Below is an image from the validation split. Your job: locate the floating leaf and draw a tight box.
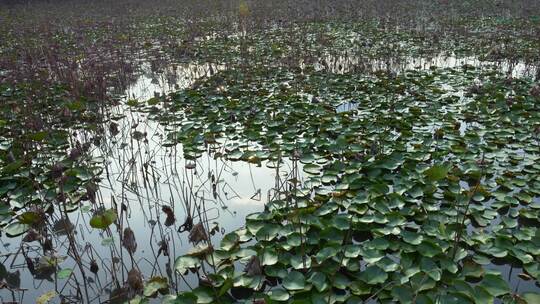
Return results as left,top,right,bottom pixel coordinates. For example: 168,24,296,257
220,232,239,251
101,237,115,247
4,221,29,237
36,291,57,304
308,272,328,292
255,223,280,241
147,97,160,105
89,209,117,229
522,293,540,304
268,288,290,301
303,164,322,175
261,248,278,266
192,286,214,304
481,273,510,297
360,265,388,285
391,286,413,303
143,276,168,297
282,271,305,290
175,256,200,274
315,246,339,263
57,268,73,279
401,230,423,245
424,164,449,181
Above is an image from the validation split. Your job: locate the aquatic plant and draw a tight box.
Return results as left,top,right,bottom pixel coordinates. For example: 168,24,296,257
1,1,540,302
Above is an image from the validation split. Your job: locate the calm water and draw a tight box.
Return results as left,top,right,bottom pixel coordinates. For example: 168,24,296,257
0,61,299,303
0,55,538,303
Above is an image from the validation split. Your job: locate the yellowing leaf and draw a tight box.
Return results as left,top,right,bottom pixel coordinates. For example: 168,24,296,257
37,291,57,304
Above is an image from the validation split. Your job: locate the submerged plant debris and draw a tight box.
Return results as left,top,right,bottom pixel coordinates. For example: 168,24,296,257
0,0,540,303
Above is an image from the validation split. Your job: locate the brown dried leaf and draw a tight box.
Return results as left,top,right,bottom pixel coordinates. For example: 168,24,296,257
109,122,119,136
162,206,175,227
22,229,42,243
127,268,143,291
158,240,169,257
244,256,262,276
188,223,208,245
177,216,193,233
90,260,99,274
122,228,137,254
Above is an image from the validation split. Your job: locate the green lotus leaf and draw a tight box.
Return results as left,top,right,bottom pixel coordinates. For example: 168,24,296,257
424,164,449,182
283,271,306,291
143,276,168,297
480,272,510,297
174,256,200,274
89,209,117,229
359,265,388,285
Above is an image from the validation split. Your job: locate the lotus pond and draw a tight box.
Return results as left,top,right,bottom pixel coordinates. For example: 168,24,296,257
1,2,540,303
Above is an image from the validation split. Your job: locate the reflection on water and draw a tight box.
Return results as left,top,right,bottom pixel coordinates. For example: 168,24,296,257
0,61,301,303
306,53,539,78
336,101,359,113
125,61,224,101
1,55,538,302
